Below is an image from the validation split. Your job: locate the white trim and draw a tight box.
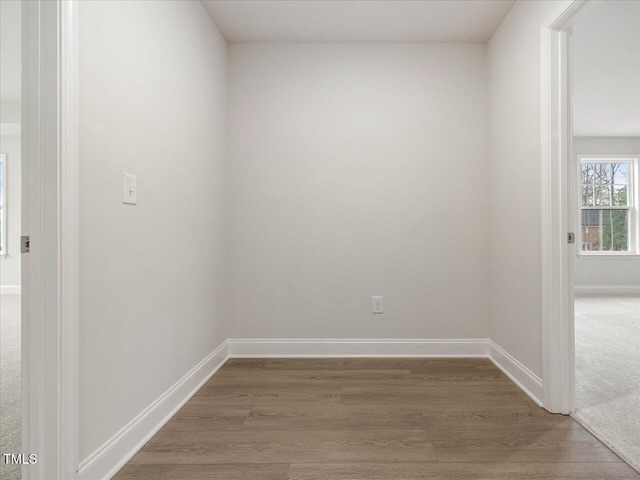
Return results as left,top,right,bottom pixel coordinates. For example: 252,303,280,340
78,341,229,480
21,2,80,477
579,252,639,256
68,337,546,480
576,154,640,159
1,285,21,295
22,1,64,478
0,153,6,257
60,1,80,477
227,338,490,358
229,339,544,408
576,254,640,259
488,341,543,407
574,285,640,295
540,0,590,415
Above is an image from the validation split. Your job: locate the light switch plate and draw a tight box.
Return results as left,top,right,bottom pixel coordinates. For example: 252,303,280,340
122,173,137,205
372,296,383,314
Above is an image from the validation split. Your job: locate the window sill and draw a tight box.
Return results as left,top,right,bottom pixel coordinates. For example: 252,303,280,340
577,253,640,259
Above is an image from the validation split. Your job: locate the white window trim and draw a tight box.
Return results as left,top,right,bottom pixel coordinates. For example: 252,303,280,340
0,153,6,257
576,154,640,256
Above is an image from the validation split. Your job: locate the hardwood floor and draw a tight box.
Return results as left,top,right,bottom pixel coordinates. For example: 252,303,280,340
113,358,639,479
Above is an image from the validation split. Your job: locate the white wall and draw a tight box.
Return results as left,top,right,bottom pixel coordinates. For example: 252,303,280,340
0,0,22,289
0,0,21,101
78,0,228,461
573,136,640,290
0,102,20,123
0,132,21,287
228,43,490,340
487,0,562,379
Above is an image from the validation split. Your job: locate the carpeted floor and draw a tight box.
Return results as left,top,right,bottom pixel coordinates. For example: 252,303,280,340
1,294,21,480
574,294,640,473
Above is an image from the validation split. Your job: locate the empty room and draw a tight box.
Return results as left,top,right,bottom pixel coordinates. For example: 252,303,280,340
0,0,639,479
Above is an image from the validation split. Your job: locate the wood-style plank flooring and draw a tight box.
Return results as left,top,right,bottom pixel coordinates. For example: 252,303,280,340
113,358,639,479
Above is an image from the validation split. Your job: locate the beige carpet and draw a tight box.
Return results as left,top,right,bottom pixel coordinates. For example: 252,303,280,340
1,294,21,480
574,294,640,473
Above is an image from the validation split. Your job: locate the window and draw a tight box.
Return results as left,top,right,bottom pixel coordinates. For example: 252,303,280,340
579,157,638,254
0,154,5,256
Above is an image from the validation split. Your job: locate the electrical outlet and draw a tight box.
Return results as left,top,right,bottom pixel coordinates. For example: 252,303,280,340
372,296,383,314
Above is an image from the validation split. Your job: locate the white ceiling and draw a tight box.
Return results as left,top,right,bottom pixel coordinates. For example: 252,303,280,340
0,0,21,101
573,0,640,137
201,0,515,43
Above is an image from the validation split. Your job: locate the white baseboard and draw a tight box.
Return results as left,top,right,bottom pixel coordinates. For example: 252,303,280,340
488,340,543,406
79,337,545,480
78,340,229,480
1,285,21,295
227,338,541,405
574,285,640,295
227,338,490,358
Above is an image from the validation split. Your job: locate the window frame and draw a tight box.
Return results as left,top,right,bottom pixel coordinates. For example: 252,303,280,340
576,154,639,256
0,153,6,257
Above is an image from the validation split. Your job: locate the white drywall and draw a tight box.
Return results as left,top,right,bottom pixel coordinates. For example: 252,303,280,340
0,102,20,123
0,132,21,287
228,43,490,340
487,0,563,379
0,0,22,288
0,0,21,101
77,0,228,461
573,137,640,289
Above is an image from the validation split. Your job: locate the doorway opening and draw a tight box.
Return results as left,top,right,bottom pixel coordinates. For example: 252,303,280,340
0,1,23,479
542,0,639,473
570,0,640,471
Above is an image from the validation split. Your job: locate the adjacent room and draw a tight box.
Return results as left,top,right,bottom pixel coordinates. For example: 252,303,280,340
572,0,640,472
2,1,639,479
0,1,22,480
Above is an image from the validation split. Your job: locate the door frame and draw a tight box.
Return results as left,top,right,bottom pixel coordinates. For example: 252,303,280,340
21,1,79,478
540,0,597,415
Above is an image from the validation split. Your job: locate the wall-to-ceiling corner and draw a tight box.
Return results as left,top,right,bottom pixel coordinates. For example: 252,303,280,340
76,1,229,478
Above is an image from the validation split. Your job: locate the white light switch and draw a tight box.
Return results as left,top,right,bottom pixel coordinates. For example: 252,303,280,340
122,173,137,205
372,296,383,314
